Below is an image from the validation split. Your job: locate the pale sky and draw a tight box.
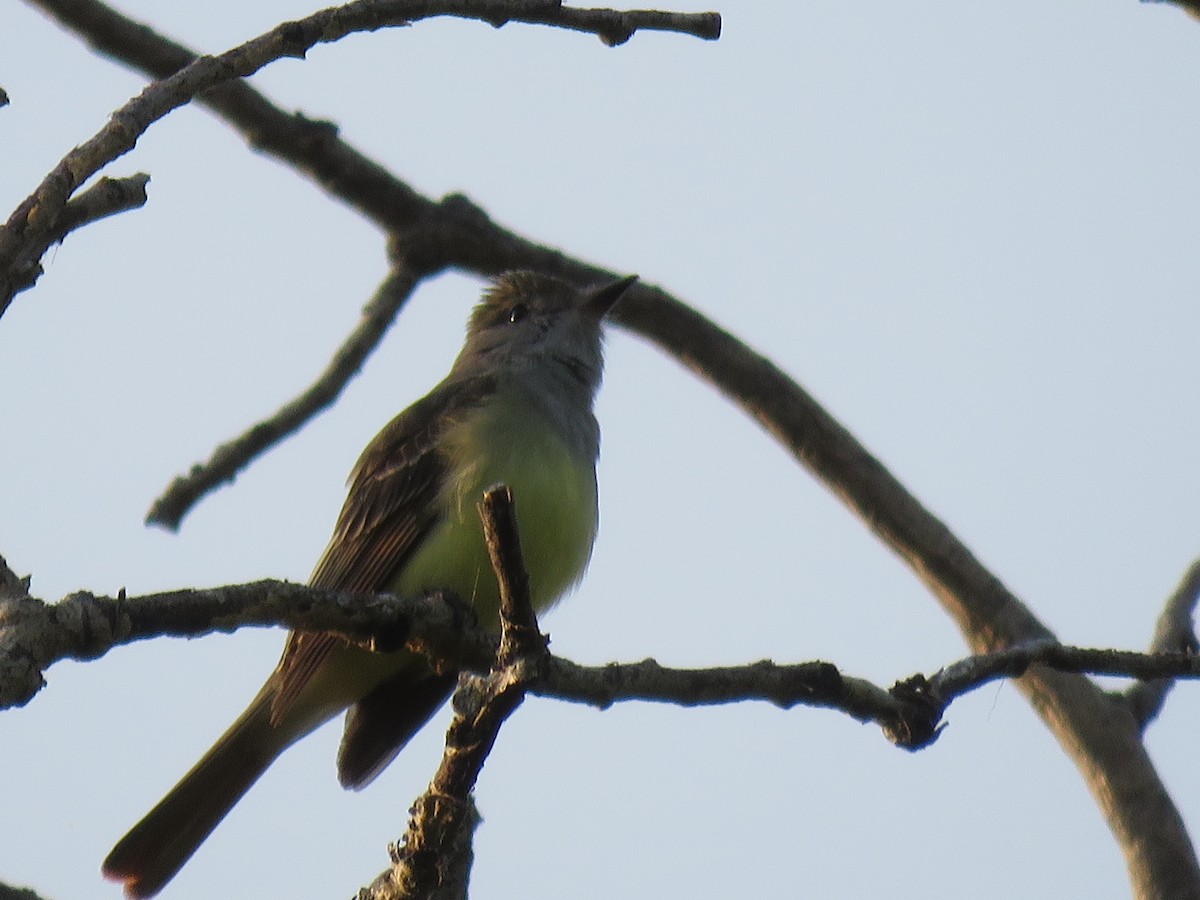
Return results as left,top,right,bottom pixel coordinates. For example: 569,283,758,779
3,2,1200,898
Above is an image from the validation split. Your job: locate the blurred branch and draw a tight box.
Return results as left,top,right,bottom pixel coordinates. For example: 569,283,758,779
55,173,149,235
1,0,719,315
0,882,49,900
1125,557,1200,729
145,263,421,530
1141,0,1200,21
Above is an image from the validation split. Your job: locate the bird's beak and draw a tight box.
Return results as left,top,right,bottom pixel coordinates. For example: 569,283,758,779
584,274,638,319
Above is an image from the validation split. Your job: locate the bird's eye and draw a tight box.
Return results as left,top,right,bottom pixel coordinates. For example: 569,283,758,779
508,304,528,324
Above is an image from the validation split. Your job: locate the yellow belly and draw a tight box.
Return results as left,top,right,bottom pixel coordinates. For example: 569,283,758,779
391,399,599,629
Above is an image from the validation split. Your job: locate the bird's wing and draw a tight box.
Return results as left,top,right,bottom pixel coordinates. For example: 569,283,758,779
271,376,491,721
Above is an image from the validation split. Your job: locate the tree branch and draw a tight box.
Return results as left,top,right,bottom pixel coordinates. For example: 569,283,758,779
6,563,1200,748
536,645,1200,751
480,485,544,661
0,572,491,710
145,261,422,530
0,173,149,299
363,484,544,899
7,547,1200,897
1,0,719,315
1125,556,1200,729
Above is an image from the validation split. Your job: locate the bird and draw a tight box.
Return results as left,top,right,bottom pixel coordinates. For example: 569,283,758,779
102,269,636,898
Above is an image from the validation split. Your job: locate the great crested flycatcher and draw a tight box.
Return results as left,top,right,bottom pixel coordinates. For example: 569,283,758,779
103,270,637,898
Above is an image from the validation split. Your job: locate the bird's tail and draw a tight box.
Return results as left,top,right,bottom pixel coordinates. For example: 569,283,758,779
102,685,286,899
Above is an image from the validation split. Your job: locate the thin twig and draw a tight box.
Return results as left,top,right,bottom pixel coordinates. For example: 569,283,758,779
1126,557,1200,729
145,264,421,530
535,6,719,45
54,173,150,238
1,173,149,299
479,485,543,661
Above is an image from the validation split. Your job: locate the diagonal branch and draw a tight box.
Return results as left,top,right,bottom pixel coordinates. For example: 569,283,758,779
145,262,422,530
611,292,1200,898
1125,556,1200,729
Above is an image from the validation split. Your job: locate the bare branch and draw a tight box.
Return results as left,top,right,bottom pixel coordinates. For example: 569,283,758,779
364,663,519,899
0,576,491,710
54,173,150,238
0,173,149,299
364,485,546,899
532,6,720,45
7,560,1200,747
145,263,421,530
2,0,719,315
543,654,915,728
479,484,544,662
537,645,1200,750
929,641,1200,699
1148,558,1200,654
1126,557,1200,729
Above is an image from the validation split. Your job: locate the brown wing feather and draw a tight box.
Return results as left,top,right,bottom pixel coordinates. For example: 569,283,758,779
271,378,490,721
